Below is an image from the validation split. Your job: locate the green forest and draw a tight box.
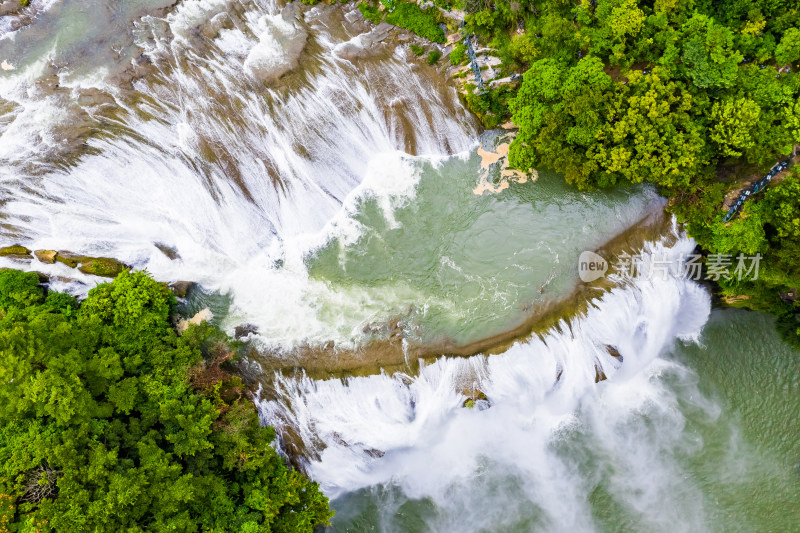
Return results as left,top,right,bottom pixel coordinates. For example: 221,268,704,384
0,270,331,532
454,0,800,344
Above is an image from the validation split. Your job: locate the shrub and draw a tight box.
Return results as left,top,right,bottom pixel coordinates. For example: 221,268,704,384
0,270,43,310
427,49,442,64
44,291,79,315
386,1,446,43
410,43,425,56
358,2,383,24
449,43,467,64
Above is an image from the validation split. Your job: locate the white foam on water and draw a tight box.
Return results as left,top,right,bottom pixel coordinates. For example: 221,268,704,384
258,234,719,531
163,0,235,41
243,14,307,83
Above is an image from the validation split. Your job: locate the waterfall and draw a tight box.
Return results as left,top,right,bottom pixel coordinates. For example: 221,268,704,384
0,0,479,343
258,234,716,530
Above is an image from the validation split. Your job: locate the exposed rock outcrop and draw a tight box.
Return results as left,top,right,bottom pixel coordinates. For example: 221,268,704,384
3,245,129,279
234,323,259,339
77,258,127,278
334,23,394,61
155,243,181,260
34,249,57,264
0,244,32,259
177,308,213,334
51,251,128,278
169,281,196,298
244,13,308,84
54,251,94,268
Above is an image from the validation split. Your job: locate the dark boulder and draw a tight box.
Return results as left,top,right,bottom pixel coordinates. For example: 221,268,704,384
169,281,196,299
234,323,259,339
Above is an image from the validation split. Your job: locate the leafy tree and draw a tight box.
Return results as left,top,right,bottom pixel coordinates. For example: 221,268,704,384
680,14,743,89
762,173,800,240
476,0,800,343
775,27,800,65
784,96,800,147
508,58,568,172
386,2,446,43
509,31,540,64
709,205,767,255
710,97,761,157
468,9,497,31
449,43,467,64
0,270,42,309
591,70,707,188
605,0,646,42
358,2,383,24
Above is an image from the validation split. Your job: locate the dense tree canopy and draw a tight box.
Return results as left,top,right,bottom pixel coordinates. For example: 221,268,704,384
0,270,331,532
504,2,800,189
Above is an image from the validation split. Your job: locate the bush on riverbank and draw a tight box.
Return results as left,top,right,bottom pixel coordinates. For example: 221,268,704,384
700,172,800,346
358,2,382,24
0,270,332,532
449,42,467,65
463,83,514,129
386,1,446,43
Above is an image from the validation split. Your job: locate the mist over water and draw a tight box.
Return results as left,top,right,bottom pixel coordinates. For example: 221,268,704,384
260,237,709,509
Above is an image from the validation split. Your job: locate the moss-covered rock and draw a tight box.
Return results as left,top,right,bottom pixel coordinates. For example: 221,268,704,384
77,257,128,278
54,251,93,268
0,244,31,258
34,249,57,264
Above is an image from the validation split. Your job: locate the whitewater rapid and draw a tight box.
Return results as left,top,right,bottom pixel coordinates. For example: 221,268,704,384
258,233,717,531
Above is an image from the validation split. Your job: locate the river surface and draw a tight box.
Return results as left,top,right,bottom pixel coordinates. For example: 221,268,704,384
1,0,798,531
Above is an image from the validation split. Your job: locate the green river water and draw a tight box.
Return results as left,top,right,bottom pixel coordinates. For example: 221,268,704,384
302,130,660,348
